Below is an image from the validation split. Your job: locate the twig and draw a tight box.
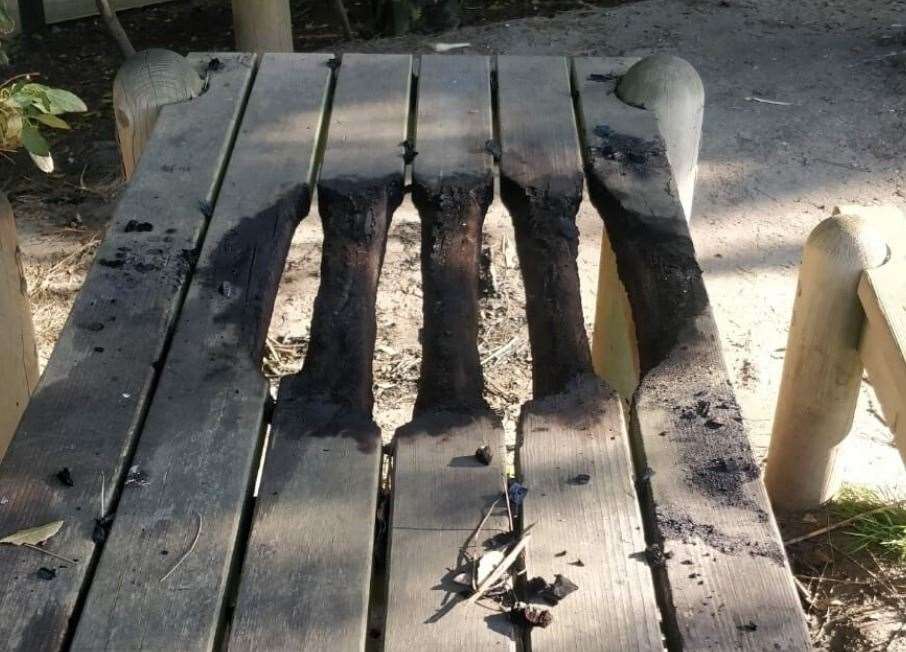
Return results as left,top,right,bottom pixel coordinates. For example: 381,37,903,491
793,576,814,608
23,543,78,565
160,512,202,582
466,534,532,605
99,471,105,519
502,479,514,533
745,96,793,106
330,0,355,40
784,502,904,545
462,496,501,554
480,336,522,366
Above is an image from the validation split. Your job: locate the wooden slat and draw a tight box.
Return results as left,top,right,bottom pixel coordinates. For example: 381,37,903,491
575,57,811,650
386,415,513,649
497,55,662,650
412,54,493,413
520,378,664,651
384,55,515,650
229,53,411,651
70,53,332,651
497,56,591,397
859,263,906,462
0,53,253,652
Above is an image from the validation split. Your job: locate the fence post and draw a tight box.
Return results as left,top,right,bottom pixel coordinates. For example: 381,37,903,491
0,194,38,459
113,49,205,179
765,212,889,510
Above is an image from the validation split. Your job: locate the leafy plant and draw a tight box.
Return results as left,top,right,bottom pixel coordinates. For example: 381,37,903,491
0,2,87,172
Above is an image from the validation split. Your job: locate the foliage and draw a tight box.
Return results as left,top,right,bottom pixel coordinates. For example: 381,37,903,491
831,485,906,562
0,2,87,172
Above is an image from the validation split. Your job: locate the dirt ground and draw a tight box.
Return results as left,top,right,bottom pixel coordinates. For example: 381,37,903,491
3,0,905,648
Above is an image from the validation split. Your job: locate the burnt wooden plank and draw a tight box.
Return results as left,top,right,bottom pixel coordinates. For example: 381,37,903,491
0,53,254,652
497,55,662,651
497,56,591,398
574,57,811,650
412,54,493,414
229,53,412,651
384,54,515,650
519,377,664,651
70,53,332,651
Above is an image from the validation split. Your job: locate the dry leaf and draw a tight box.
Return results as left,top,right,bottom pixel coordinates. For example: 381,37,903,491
0,520,64,546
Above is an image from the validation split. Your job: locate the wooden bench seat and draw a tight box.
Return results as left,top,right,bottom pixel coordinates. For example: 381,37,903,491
0,52,810,651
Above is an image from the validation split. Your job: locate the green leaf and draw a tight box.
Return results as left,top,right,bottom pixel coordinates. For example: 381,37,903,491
0,521,64,546
33,113,70,130
43,88,87,114
10,84,49,110
20,124,50,156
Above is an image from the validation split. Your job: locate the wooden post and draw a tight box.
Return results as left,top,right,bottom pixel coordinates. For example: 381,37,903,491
616,54,704,220
0,194,38,460
231,0,293,54
592,55,703,397
113,49,205,179
765,213,889,511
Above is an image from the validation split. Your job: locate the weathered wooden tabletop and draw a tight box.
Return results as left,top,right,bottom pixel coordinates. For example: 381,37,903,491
0,52,811,651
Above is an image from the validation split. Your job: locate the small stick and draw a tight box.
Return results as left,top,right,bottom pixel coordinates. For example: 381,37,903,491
462,496,501,554
99,471,105,519
330,0,354,40
784,502,903,545
502,480,514,533
160,512,202,583
745,96,792,106
466,534,532,605
23,543,78,565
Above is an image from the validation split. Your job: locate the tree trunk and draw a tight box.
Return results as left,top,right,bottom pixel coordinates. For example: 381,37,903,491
0,194,38,460
232,0,294,53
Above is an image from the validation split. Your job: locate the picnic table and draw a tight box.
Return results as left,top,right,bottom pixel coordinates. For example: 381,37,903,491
0,52,811,650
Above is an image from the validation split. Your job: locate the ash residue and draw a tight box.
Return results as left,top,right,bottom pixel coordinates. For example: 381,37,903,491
657,512,784,564
591,124,664,168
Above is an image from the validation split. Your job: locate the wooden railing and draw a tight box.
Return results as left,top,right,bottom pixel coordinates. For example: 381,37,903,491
765,205,906,511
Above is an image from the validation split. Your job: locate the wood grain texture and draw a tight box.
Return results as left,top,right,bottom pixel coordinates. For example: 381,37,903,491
765,214,888,510
231,0,293,53
0,194,38,460
114,49,205,179
497,56,591,398
70,54,331,651
0,53,253,652
229,53,413,651
412,54,493,414
519,376,663,651
574,57,810,650
859,263,906,462
385,55,512,649
385,413,515,651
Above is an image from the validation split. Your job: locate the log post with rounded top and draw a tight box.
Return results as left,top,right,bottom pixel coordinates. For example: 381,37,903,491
765,212,889,511
113,49,205,180
0,194,38,460
591,55,704,397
